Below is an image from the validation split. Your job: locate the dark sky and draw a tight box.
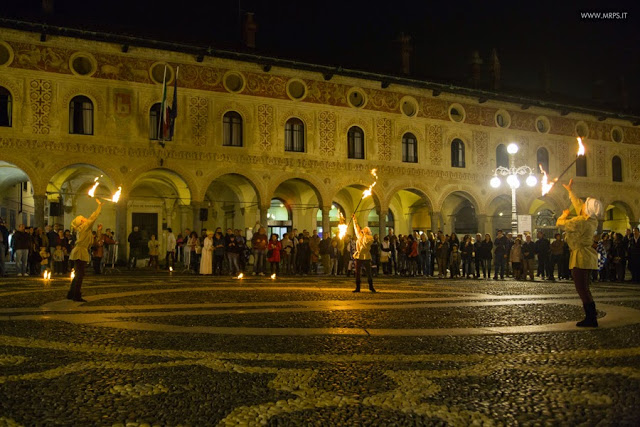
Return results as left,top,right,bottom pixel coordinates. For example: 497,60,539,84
3,0,640,114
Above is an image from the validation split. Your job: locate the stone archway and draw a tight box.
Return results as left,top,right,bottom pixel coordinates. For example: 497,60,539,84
387,188,434,235
47,163,117,231
204,173,262,233
271,178,323,234
0,161,34,229
441,191,479,235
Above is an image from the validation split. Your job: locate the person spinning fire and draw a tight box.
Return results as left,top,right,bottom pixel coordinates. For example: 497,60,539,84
556,179,603,327
67,198,102,302
351,214,377,293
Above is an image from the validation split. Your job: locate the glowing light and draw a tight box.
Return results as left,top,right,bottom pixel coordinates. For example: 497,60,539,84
43,270,51,281
490,176,501,188
507,143,519,154
539,164,554,196
169,266,173,272
271,273,276,279
526,175,538,187
506,174,520,189
111,186,122,203
70,269,75,280
577,137,585,156
237,273,244,279
361,169,378,200
338,212,348,239
87,176,100,197
499,212,504,217
279,203,284,208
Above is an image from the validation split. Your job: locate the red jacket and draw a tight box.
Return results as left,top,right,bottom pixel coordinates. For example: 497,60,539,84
268,241,282,263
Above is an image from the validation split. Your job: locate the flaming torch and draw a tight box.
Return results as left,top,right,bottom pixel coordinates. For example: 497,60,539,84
554,137,586,184
347,169,378,228
539,137,586,196
87,177,101,198
111,186,122,203
338,212,348,240
540,164,554,196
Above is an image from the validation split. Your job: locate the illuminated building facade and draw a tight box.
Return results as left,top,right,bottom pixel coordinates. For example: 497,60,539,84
1,24,639,259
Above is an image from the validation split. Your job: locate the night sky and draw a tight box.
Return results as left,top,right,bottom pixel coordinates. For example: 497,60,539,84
2,0,640,114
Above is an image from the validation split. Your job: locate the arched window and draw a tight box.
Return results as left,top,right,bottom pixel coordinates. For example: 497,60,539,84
69,95,93,135
451,138,465,168
223,111,243,147
0,86,12,127
402,133,418,163
285,118,305,152
537,147,549,174
576,155,587,177
347,126,365,159
496,144,509,168
612,156,623,182
149,103,162,140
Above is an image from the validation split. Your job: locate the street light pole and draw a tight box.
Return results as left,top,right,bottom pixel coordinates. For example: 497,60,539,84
489,143,538,236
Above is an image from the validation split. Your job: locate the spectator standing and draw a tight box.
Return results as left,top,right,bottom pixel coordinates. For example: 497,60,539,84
611,232,626,282
267,234,282,275
629,227,640,283
148,235,160,270
522,235,536,281
436,233,449,278
535,231,551,279
11,224,31,276
251,227,268,276
165,228,177,269
478,234,493,279
419,233,431,277
127,226,143,269
494,230,509,280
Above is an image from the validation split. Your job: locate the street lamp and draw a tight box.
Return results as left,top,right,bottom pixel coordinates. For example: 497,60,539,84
489,143,538,235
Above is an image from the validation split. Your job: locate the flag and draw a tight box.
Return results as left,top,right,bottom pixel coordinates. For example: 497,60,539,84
169,66,179,139
158,65,168,141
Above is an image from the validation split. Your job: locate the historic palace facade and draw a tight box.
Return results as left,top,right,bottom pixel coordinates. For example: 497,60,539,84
1,23,639,258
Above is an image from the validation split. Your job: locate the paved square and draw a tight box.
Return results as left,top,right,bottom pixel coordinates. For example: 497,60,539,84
1,274,640,425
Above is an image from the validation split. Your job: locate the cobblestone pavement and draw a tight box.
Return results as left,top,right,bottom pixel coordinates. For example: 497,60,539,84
1,273,640,426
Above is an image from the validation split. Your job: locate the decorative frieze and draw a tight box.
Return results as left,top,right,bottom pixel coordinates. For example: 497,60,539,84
29,79,52,134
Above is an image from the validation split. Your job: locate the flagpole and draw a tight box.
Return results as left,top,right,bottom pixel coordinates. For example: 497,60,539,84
157,65,167,144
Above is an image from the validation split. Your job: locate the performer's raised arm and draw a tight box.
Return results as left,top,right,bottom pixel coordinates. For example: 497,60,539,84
352,214,361,239
82,199,102,231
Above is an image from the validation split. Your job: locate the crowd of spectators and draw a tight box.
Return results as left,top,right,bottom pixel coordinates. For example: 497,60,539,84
1,216,639,284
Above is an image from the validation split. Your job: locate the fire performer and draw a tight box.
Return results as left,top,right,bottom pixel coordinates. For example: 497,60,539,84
67,198,102,302
351,214,377,293
555,179,603,327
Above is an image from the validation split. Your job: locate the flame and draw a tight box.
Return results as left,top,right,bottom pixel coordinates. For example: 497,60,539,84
338,224,348,240
539,164,554,196
43,271,51,280
271,273,276,279
87,177,100,198
169,266,173,272
111,186,122,203
577,137,585,156
361,169,378,200
338,211,348,239
237,273,244,279
70,269,75,280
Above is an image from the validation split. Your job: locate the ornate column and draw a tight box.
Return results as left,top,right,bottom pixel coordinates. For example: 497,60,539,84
321,206,331,237
430,211,442,233
180,205,191,234
260,203,269,229
378,208,388,237
115,198,128,263
476,214,488,236
191,201,202,232
33,194,46,228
